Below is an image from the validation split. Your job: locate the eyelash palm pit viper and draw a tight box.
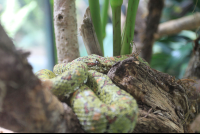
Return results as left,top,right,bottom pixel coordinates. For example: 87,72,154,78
35,54,139,133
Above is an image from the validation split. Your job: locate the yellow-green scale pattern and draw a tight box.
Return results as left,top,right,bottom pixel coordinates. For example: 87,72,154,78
73,54,134,73
71,70,138,133
35,54,139,133
36,61,88,97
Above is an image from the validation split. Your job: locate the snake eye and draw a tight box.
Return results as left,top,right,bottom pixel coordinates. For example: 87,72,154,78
95,59,100,65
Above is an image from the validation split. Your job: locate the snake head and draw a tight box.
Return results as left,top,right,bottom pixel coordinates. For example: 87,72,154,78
85,59,101,67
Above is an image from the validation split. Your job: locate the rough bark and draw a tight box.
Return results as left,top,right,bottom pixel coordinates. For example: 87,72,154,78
190,114,200,132
140,0,164,63
107,56,198,133
54,0,79,63
183,36,200,133
0,24,84,133
79,7,103,56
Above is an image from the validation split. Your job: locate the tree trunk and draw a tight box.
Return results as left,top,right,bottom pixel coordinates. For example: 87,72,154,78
0,24,84,133
54,0,79,63
140,0,164,63
184,36,200,79
107,56,196,133
183,36,200,133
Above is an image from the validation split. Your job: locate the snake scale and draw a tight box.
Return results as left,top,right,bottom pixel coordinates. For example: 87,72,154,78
35,54,138,133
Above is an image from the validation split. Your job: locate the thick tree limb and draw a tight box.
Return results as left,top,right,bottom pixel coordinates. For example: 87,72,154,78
107,57,197,133
155,12,200,40
0,24,84,133
54,0,79,63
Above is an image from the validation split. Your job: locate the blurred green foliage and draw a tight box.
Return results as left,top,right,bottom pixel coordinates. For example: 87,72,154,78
0,0,46,49
151,30,194,78
151,0,200,79
0,0,200,79
0,0,55,72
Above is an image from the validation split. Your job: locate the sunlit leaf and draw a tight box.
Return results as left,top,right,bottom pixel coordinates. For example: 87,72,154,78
178,30,197,40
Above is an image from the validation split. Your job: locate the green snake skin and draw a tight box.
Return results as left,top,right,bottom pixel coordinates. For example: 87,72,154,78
35,54,138,133
35,61,88,97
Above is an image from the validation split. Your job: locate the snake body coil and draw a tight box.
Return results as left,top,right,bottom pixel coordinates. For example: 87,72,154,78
35,54,138,133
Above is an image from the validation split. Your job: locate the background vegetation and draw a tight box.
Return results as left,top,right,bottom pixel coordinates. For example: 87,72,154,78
0,0,199,79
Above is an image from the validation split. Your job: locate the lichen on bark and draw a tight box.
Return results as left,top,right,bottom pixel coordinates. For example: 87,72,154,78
54,0,79,63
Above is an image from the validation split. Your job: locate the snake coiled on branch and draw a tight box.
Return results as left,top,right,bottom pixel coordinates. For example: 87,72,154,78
35,54,138,133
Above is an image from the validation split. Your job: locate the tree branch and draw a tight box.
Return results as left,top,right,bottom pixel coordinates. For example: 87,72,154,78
79,7,103,56
155,12,200,40
0,24,84,133
140,0,164,63
107,57,197,133
184,36,200,79
54,0,79,63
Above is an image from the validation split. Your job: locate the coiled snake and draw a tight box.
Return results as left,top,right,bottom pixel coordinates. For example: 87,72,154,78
35,54,138,133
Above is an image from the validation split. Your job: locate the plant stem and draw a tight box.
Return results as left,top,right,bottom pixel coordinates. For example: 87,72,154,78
110,0,123,56
121,0,139,55
50,0,57,64
101,0,109,39
89,0,104,56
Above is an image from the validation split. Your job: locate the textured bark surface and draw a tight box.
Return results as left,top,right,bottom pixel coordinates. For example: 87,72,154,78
183,36,200,133
184,36,200,132
0,24,84,133
107,56,197,133
140,0,164,63
79,7,103,56
54,0,79,63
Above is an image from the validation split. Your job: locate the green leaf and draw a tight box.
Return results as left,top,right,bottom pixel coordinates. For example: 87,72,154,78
150,53,172,72
1,0,37,37
178,30,197,40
